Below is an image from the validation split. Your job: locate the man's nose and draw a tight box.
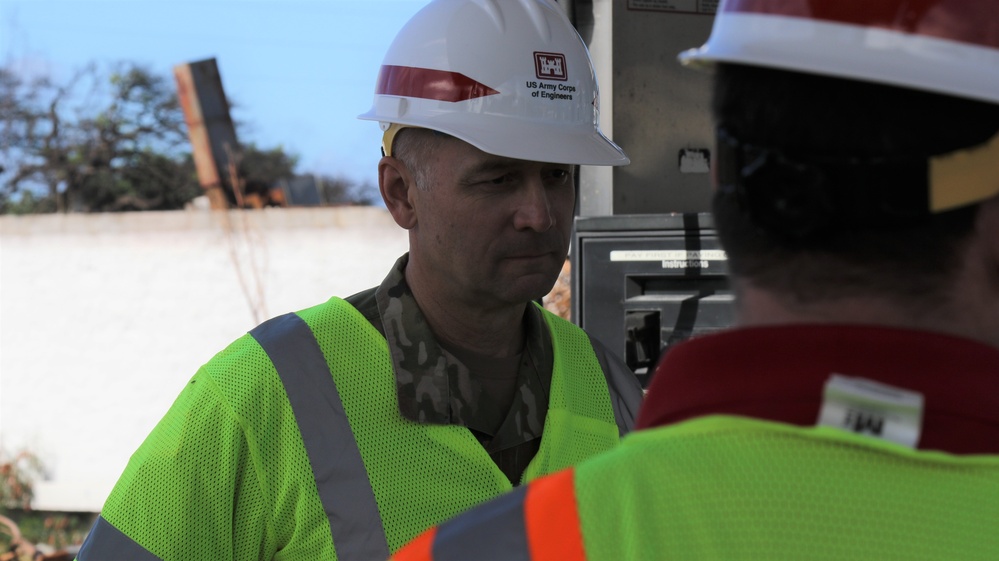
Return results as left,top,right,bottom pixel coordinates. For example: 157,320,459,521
513,177,555,232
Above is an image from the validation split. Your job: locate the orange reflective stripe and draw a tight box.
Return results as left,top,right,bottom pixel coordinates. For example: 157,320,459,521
391,526,437,561
525,468,586,561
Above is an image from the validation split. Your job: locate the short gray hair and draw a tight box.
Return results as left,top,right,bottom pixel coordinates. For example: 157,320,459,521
391,128,452,191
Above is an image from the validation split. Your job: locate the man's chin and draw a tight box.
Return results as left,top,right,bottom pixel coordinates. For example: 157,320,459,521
502,273,560,304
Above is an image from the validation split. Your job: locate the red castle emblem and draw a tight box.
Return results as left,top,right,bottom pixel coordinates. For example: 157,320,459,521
534,52,567,81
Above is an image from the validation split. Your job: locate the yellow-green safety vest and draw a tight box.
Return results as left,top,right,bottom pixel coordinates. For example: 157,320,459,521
79,297,627,561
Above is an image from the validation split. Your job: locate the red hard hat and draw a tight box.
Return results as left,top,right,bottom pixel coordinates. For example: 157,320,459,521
680,0,999,105
682,0,999,212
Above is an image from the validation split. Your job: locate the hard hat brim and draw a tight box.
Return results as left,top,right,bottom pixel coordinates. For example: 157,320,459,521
359,109,630,166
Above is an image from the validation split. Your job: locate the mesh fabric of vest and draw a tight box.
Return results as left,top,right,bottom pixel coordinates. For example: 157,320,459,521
101,335,334,560
99,298,622,560
302,300,622,552
302,299,510,552
576,415,999,560
522,309,620,481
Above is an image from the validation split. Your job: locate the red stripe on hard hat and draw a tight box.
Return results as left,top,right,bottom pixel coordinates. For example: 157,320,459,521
722,0,999,48
375,65,500,102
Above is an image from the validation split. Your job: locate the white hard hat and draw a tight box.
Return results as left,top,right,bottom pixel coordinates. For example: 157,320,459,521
358,0,629,166
679,0,999,105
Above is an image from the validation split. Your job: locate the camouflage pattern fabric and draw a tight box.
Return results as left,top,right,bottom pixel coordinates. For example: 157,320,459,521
345,254,553,482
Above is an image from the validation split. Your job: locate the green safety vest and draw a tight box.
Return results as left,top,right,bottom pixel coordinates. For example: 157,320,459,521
81,297,624,561
395,415,999,561
576,416,999,560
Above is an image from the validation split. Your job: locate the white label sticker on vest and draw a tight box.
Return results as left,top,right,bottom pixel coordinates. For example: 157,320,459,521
817,375,924,448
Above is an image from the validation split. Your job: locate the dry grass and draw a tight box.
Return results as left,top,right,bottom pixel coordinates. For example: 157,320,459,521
542,259,572,321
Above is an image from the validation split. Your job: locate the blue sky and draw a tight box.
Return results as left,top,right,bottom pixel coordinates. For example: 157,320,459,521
1,0,429,187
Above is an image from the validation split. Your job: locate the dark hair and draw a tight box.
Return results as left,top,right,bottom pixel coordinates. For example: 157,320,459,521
712,63,999,308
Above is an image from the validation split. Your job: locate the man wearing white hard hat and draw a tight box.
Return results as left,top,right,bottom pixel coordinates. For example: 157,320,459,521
391,1,999,559
75,1,641,560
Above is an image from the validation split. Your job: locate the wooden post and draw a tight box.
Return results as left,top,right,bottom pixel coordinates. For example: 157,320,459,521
173,58,240,210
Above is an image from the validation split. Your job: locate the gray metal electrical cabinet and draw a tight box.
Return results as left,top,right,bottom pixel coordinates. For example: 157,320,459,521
570,1,718,217
565,1,732,386
572,213,734,386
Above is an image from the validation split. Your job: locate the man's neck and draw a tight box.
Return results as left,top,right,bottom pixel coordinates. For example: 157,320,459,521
406,269,528,358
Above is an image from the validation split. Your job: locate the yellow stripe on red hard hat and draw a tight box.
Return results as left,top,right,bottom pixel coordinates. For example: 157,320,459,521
930,130,999,212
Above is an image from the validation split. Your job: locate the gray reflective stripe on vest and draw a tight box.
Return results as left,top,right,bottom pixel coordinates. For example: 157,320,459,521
586,334,641,436
76,516,163,561
250,312,390,561
433,485,531,561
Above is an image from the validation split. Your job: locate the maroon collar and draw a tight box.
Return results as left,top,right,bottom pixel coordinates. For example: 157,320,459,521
636,325,999,455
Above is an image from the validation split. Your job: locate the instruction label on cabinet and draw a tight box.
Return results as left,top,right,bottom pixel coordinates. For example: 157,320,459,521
627,0,718,15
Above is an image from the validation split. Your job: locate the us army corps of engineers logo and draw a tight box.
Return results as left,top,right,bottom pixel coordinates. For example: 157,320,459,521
534,51,567,80
527,52,577,100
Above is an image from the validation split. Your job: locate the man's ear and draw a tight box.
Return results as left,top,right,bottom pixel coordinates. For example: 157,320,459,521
379,156,417,229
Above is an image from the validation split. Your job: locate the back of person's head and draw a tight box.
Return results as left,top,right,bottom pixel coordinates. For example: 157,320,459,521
680,0,999,309
358,0,629,167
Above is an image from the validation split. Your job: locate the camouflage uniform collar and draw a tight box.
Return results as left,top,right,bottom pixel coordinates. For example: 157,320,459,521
375,253,553,432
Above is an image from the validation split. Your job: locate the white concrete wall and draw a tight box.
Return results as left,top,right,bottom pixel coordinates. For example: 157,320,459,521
0,207,409,512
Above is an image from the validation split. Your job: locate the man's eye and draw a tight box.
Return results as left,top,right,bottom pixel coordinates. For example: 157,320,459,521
487,174,512,185
546,170,571,185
